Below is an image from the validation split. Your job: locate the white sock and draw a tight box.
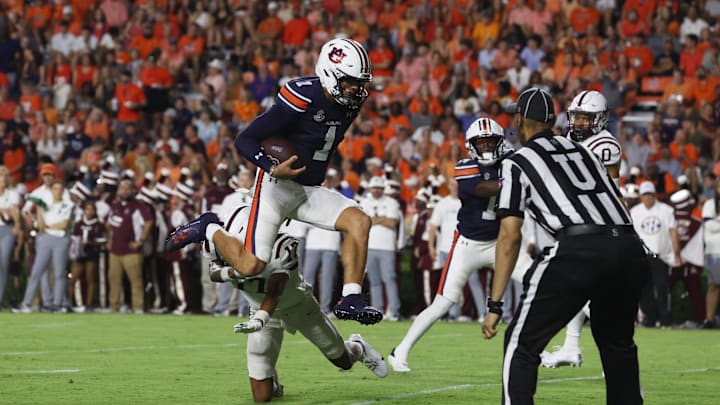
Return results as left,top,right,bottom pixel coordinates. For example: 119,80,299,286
563,310,585,351
394,295,454,362
345,340,364,364
342,283,362,296
205,223,222,241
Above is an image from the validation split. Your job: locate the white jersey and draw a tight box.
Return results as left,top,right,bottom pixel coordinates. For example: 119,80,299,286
581,130,622,167
429,195,461,253
630,201,677,266
209,202,311,313
359,195,401,251
305,225,341,251
0,188,20,226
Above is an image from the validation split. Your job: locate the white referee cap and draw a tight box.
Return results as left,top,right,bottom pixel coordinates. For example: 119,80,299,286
639,181,656,195
506,87,556,124
368,176,385,189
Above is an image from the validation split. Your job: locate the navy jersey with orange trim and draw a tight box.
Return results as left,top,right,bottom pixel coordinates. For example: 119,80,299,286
455,159,500,241
234,77,359,186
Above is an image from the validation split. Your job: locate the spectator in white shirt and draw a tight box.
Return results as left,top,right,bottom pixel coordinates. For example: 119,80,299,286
359,177,402,320
680,5,710,43
630,181,681,327
701,180,720,328
15,181,74,313
50,21,78,58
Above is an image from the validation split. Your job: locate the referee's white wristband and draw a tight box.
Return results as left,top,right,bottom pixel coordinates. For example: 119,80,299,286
254,310,270,326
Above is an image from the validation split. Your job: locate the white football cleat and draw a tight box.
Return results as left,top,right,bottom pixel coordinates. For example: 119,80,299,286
388,348,411,372
540,346,583,368
350,334,388,378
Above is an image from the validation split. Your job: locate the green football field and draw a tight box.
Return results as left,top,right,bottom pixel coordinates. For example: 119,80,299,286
0,313,718,405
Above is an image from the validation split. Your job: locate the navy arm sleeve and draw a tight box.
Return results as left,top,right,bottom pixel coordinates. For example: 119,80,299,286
234,103,300,173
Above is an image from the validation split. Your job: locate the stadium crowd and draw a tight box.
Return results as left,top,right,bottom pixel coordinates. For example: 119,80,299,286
0,0,719,327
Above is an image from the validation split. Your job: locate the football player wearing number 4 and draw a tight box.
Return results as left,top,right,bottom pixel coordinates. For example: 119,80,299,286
204,201,387,403
539,90,622,368
389,117,512,372
166,39,383,325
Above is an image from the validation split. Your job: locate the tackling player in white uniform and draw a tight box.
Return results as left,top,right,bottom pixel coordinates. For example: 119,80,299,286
539,90,623,368
204,200,387,403
388,117,511,372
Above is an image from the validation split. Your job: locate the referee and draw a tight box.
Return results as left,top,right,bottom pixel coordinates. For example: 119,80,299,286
482,88,649,405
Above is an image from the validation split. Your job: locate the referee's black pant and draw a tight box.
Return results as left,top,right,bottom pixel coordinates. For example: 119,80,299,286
502,226,649,405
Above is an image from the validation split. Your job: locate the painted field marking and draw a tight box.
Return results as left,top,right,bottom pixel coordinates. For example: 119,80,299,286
18,369,80,374
3,343,241,356
348,367,720,405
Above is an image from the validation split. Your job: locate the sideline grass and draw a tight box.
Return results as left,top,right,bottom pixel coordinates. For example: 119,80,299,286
0,313,718,404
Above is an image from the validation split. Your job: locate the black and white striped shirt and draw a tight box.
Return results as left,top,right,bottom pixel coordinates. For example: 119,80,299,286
497,130,631,237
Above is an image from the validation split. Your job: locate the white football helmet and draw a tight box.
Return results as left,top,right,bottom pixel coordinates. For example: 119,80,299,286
465,117,506,166
315,38,372,109
567,90,609,141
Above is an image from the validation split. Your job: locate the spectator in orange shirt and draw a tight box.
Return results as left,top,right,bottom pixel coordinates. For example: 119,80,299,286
257,2,284,47
689,66,717,108
383,70,410,105
84,107,110,143
2,130,25,183
471,9,500,49
140,50,173,127
669,129,698,170
662,68,692,104
680,34,704,78
568,0,601,34
619,8,649,38
388,101,412,132
369,36,394,79
177,23,204,72
114,68,146,141
624,34,654,76
18,82,42,116
73,54,98,91
282,6,310,48
129,25,161,60
0,88,17,122
27,0,52,30
232,87,260,128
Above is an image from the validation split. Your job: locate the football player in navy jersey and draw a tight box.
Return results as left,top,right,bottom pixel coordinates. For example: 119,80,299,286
167,38,382,325
389,117,512,372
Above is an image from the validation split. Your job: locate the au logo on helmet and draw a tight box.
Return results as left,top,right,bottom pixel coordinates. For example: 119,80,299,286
328,47,347,64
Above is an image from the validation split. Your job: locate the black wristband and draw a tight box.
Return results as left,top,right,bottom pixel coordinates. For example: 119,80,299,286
487,298,504,315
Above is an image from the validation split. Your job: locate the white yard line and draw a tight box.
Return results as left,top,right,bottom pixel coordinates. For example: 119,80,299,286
18,369,80,374
348,367,720,405
3,343,240,356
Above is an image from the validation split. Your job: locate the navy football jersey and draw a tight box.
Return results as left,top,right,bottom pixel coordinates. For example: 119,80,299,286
455,159,501,241
235,77,358,186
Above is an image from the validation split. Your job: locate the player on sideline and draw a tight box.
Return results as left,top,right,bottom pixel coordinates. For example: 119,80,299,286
204,199,387,403
388,117,511,372
166,38,382,324
539,90,623,368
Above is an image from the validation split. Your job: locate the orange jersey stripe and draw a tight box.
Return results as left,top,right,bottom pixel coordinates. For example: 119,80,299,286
245,171,264,254
279,86,309,110
454,167,481,177
436,231,460,295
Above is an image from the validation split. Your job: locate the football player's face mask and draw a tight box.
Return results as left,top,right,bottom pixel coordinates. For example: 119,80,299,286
568,111,595,141
338,77,369,109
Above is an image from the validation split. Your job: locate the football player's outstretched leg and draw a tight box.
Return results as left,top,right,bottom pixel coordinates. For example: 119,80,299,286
169,38,382,324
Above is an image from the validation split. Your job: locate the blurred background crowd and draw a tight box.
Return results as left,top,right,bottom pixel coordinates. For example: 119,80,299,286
0,0,719,326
